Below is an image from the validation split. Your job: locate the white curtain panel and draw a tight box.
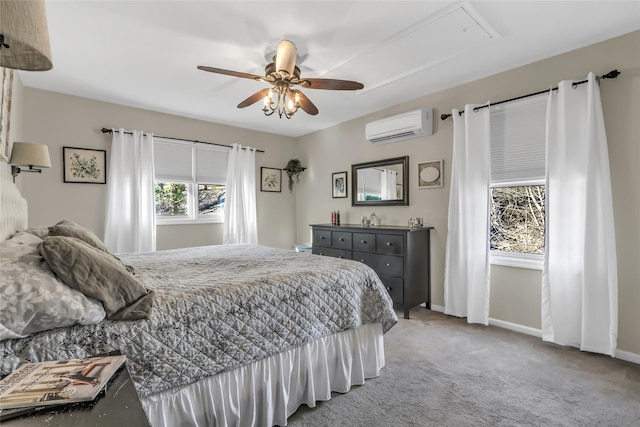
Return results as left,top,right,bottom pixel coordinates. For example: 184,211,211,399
542,73,618,356
380,170,397,200
104,129,156,253
444,105,491,324
223,144,257,244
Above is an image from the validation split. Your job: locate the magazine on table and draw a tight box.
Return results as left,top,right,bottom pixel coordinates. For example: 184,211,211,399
0,354,126,411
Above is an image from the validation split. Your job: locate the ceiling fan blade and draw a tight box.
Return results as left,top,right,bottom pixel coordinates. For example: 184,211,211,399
237,88,270,108
197,66,263,81
289,90,318,115
299,78,364,90
275,40,297,75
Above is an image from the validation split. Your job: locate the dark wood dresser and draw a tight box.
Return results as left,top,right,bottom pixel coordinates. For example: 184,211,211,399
311,224,432,319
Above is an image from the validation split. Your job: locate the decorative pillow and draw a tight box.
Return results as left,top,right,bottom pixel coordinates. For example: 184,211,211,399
49,219,111,253
39,236,154,321
23,226,50,239
0,233,106,340
48,219,135,274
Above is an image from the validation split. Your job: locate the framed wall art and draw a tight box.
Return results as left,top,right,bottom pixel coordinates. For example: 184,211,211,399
63,146,107,184
260,167,282,192
418,160,443,189
0,67,14,162
332,171,347,198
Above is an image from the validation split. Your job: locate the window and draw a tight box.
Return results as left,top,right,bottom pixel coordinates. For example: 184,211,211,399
489,95,546,269
153,138,228,224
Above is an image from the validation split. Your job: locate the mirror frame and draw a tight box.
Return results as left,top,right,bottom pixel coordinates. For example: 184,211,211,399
351,156,409,206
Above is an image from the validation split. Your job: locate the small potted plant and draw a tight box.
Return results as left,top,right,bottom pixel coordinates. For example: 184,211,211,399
284,159,305,192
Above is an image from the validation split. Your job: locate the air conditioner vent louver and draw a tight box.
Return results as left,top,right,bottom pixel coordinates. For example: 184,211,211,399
365,108,432,145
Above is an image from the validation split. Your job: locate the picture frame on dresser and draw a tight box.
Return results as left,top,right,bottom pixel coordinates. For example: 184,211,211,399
63,147,107,184
260,167,282,192
332,171,347,198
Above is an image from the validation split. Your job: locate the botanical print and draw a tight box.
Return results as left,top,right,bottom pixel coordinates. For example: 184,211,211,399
261,167,281,192
63,147,107,184
69,152,100,179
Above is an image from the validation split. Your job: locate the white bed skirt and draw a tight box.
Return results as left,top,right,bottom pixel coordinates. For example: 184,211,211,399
141,323,385,427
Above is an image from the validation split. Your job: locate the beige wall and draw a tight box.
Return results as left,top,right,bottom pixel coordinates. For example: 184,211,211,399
295,31,640,355
17,88,298,250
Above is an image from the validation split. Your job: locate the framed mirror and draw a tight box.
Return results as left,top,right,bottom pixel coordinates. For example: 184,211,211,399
351,156,409,206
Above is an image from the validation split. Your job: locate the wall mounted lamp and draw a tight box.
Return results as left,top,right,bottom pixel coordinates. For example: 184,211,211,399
9,142,51,182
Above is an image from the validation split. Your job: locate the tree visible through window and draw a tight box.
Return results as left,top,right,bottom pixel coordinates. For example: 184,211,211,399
490,185,545,254
155,183,188,216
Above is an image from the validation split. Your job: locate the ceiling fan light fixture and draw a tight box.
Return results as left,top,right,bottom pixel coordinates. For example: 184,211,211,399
262,84,299,119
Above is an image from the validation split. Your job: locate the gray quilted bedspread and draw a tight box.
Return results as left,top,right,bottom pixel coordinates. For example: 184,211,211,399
1,244,397,396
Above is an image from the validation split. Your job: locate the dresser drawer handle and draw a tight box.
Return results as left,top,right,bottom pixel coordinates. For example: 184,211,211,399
360,259,365,263
320,236,325,240
386,287,392,292
339,238,344,242
338,256,343,259
386,242,392,246
360,240,367,244
386,263,391,267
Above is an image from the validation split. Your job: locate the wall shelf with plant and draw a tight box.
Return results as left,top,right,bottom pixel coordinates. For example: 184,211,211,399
284,159,306,192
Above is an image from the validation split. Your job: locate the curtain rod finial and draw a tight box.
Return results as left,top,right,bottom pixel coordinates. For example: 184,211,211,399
603,70,620,79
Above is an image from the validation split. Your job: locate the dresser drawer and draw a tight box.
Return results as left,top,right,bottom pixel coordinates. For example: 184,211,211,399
376,234,404,256
313,246,351,259
379,275,403,305
354,251,403,277
332,231,352,249
353,232,375,252
313,229,332,246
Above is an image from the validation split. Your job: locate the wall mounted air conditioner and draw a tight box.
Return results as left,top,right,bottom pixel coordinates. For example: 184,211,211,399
365,108,433,145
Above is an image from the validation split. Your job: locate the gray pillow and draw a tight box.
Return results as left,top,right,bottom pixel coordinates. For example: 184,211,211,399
48,219,135,274
0,232,106,340
49,219,111,253
39,236,154,321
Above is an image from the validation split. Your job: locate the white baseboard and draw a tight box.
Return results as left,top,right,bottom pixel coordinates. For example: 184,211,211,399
615,349,640,365
427,304,638,364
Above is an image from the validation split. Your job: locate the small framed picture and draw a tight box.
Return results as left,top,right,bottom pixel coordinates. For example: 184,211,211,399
418,160,443,188
63,146,107,184
260,167,282,192
332,171,347,198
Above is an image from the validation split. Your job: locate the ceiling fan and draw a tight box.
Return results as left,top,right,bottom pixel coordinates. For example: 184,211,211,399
197,40,364,119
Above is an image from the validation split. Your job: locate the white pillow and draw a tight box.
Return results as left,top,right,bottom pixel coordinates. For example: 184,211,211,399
0,232,106,340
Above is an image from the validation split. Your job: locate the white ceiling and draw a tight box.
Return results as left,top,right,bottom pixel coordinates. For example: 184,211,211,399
18,1,640,138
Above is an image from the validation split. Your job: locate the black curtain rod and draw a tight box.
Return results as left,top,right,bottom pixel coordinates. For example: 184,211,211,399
440,69,620,121
100,128,265,153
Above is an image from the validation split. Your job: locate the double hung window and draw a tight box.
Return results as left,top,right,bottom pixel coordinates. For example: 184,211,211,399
153,138,228,224
489,95,546,269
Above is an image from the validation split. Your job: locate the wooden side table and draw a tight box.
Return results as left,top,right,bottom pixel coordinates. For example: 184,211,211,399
0,364,150,426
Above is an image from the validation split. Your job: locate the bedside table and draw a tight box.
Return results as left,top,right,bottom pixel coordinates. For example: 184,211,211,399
0,364,150,426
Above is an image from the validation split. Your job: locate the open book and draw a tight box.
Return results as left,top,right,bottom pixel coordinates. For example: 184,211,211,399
0,354,126,410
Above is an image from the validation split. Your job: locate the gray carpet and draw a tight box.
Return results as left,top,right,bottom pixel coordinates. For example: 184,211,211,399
287,308,640,426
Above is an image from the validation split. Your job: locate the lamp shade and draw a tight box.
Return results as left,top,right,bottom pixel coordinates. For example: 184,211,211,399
0,0,53,71
9,142,51,168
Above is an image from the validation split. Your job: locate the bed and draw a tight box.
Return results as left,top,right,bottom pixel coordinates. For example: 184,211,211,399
0,177,397,426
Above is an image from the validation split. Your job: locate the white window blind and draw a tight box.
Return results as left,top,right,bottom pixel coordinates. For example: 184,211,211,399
154,138,229,183
196,145,228,183
490,94,546,183
154,139,193,181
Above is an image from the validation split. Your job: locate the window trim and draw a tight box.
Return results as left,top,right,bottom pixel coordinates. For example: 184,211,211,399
489,179,545,270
